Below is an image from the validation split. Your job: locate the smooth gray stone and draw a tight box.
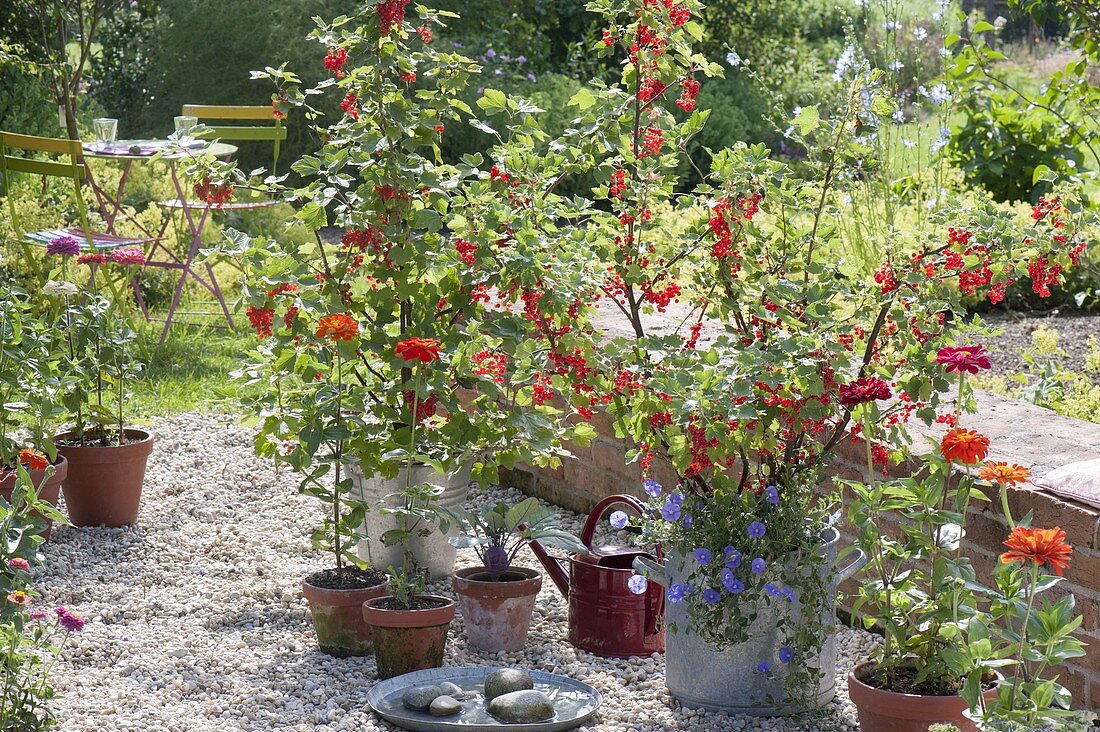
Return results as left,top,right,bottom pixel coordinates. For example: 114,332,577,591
438,681,466,700
487,689,554,723
402,684,443,711
484,668,534,701
428,695,462,716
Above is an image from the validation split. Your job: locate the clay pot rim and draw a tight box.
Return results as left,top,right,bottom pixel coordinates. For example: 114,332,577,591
452,566,542,599
53,428,154,458
362,594,456,628
848,661,999,716
302,575,390,604
0,454,68,484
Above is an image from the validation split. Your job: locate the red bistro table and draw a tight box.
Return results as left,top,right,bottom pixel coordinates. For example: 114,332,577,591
81,139,239,343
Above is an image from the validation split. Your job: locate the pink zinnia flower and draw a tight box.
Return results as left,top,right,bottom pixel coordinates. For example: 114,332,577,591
6,558,30,572
77,252,107,266
54,607,85,632
109,247,146,265
29,610,47,621
46,236,81,256
936,345,992,374
838,377,892,408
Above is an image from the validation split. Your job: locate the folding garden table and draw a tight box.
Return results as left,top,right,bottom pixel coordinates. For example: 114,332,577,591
81,139,238,343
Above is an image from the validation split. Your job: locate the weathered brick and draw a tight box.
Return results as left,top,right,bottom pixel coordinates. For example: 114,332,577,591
1007,488,1100,552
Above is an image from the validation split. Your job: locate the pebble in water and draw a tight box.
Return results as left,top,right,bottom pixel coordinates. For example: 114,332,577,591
401,685,443,712
438,681,466,700
484,668,534,701
428,695,461,716
487,689,555,723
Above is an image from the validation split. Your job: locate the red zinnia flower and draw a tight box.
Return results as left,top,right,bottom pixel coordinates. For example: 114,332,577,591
395,337,441,364
6,558,30,572
838,377,892,407
1000,526,1072,576
315,314,359,342
935,345,992,374
17,449,48,472
939,427,990,465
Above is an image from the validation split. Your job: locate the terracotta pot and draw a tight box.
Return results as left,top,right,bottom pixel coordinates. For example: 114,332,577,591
54,429,153,527
0,457,67,540
362,594,455,679
302,576,390,657
452,566,542,653
848,662,997,732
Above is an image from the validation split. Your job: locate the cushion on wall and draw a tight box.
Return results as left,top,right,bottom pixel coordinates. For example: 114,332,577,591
1033,458,1100,510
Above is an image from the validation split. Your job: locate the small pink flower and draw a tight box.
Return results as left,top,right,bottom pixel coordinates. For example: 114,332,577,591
29,610,47,621
54,606,85,632
6,558,30,572
109,247,146,266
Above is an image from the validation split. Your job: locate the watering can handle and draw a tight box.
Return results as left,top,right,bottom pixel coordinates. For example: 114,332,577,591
835,547,869,583
632,555,667,586
580,494,648,549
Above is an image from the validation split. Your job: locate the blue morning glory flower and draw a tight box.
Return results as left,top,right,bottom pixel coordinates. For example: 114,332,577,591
782,587,797,601
693,547,712,565
668,491,684,506
681,513,694,529
779,646,794,664
723,546,742,568
702,588,721,604
764,583,781,597
751,557,767,575
756,661,771,674
667,583,689,603
627,574,648,595
765,485,780,505
661,498,681,522
643,478,663,497
609,510,629,529
721,569,744,594
748,521,766,539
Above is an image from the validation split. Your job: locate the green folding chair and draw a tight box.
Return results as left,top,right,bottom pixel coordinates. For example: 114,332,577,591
0,130,157,283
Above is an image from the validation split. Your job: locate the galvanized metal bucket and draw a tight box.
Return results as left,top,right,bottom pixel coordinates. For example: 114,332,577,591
634,525,867,716
349,462,471,580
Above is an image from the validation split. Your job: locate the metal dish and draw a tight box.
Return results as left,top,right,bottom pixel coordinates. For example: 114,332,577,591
367,666,602,732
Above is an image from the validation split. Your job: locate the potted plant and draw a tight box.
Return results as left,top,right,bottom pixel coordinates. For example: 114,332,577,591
446,497,586,653
51,276,153,528
216,0,590,664
0,279,73,539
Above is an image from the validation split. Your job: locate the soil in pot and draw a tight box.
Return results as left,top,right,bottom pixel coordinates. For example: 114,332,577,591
0,457,67,540
362,594,455,679
452,566,541,653
54,429,153,527
849,661,997,732
302,566,388,658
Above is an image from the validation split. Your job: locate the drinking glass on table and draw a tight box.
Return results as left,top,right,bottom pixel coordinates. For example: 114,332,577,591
93,118,118,147
174,115,198,146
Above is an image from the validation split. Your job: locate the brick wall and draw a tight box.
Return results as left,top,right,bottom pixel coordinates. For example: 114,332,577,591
502,390,1100,709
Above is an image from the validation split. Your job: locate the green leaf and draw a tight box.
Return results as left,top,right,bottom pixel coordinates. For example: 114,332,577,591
972,20,995,33
568,88,596,110
476,89,509,114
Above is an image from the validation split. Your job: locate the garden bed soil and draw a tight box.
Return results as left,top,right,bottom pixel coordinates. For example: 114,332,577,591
982,311,1100,378
372,595,450,612
305,566,387,591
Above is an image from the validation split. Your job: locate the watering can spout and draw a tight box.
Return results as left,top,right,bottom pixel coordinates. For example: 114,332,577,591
527,536,571,596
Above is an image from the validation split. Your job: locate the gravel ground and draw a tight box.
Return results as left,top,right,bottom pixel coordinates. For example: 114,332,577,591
981,312,1100,378
41,413,878,732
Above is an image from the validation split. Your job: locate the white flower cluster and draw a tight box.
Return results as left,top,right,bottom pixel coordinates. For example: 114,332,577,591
43,280,78,298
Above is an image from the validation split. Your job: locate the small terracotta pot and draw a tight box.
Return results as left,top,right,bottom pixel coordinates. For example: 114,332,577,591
362,594,456,680
54,429,153,527
848,662,997,732
0,457,67,540
452,566,542,653
302,576,390,657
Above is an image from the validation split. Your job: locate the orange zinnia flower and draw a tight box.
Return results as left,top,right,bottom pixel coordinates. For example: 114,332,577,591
1000,526,1072,576
6,591,32,607
315,313,359,342
395,337,442,364
939,427,990,465
978,462,1031,487
17,449,48,472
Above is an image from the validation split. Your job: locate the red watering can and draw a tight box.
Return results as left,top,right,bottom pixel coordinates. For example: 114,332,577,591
528,494,664,658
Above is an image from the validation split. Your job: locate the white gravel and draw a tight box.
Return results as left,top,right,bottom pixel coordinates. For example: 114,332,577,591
40,412,879,731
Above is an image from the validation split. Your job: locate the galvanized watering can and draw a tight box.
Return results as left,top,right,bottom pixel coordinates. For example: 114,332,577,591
633,525,867,716
527,494,665,658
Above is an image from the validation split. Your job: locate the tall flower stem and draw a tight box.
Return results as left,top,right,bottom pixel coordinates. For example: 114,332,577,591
402,368,423,579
